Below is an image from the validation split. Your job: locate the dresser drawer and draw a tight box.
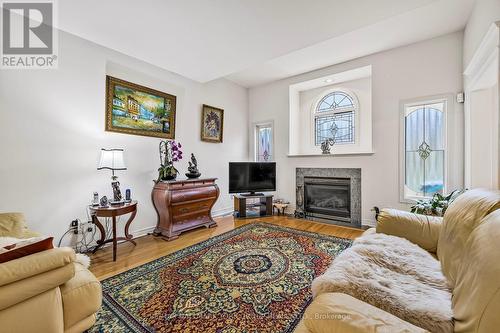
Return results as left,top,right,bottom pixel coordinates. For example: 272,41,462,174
172,199,212,218
171,186,218,203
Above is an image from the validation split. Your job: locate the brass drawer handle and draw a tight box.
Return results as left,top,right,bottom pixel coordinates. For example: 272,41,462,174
180,207,190,213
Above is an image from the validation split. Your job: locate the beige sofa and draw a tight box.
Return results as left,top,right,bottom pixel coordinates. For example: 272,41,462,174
0,213,102,333
295,189,500,333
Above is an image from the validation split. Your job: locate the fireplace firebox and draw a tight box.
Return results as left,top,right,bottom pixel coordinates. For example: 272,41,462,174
304,177,351,222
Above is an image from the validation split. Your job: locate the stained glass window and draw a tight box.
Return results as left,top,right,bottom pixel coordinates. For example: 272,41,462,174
315,91,356,145
404,101,445,199
256,123,273,161
317,91,354,111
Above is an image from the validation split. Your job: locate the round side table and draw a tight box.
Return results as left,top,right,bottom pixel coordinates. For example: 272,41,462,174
89,201,137,261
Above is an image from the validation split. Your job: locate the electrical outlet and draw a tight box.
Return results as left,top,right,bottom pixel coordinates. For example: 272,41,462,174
71,219,79,234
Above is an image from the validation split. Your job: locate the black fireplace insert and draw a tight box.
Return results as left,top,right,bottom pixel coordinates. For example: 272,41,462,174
304,177,351,222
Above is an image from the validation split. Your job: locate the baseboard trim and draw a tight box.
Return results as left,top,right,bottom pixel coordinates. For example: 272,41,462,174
362,218,376,228
128,206,234,239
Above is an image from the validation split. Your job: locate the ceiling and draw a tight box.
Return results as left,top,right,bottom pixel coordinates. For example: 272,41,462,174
57,0,474,87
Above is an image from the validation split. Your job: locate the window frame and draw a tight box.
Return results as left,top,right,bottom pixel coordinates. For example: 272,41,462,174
311,89,359,147
399,95,449,203
253,120,274,162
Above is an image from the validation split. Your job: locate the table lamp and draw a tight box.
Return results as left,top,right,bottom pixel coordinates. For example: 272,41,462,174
98,148,127,203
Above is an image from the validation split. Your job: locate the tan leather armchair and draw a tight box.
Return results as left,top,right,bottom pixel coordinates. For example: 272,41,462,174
0,213,102,333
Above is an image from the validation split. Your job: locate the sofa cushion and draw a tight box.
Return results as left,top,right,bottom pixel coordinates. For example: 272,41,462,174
0,213,25,237
302,293,427,333
312,232,452,333
437,189,500,288
60,263,102,330
452,209,500,332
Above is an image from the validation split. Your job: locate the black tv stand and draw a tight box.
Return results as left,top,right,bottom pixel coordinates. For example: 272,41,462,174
233,194,273,218
240,192,264,197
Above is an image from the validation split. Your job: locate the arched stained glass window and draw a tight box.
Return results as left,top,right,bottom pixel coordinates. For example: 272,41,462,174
317,91,354,112
314,91,356,145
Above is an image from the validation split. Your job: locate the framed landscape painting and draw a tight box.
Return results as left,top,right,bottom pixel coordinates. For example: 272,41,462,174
105,76,176,139
201,104,224,143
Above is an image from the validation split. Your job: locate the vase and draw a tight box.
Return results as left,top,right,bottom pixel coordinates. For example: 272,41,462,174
163,174,177,181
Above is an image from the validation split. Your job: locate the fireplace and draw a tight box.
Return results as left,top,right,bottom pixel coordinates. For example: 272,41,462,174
304,177,351,222
296,168,361,228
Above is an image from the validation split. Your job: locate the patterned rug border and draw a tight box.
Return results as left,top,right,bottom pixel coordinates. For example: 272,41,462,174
100,222,353,289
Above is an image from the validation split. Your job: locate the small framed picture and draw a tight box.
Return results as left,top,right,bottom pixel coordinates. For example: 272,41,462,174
201,104,224,143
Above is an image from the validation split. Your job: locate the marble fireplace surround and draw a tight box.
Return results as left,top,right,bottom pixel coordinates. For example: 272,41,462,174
296,168,361,228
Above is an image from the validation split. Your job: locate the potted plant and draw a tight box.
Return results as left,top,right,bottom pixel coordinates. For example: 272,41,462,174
410,190,464,216
157,140,183,181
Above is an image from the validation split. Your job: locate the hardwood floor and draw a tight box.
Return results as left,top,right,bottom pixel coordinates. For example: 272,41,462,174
89,215,364,280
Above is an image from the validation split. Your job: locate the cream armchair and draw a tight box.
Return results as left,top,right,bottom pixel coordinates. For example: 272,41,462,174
0,213,102,333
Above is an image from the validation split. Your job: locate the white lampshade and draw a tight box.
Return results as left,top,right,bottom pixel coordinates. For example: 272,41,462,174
97,149,127,171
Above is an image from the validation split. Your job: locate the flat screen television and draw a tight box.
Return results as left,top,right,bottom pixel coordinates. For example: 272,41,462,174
229,162,276,195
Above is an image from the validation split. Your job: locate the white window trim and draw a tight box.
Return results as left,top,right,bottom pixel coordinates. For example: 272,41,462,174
310,88,359,147
253,120,275,162
399,95,450,203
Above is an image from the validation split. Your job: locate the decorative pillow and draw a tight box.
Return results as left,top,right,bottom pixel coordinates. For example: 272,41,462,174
0,213,26,237
0,237,54,263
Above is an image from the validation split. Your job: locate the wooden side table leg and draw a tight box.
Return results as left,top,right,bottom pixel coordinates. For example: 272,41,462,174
91,215,106,253
124,209,137,241
112,216,117,262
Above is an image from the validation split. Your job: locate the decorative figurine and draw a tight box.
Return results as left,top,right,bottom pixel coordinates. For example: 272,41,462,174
321,138,335,154
112,180,122,202
320,123,338,154
185,153,201,179
100,196,109,208
92,192,99,206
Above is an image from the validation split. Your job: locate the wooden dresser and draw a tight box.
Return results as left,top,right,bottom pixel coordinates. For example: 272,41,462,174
152,178,219,240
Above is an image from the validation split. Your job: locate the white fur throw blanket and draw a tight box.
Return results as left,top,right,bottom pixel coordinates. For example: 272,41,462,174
312,233,453,333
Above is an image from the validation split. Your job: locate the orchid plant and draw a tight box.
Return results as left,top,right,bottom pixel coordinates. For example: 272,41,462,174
157,140,183,181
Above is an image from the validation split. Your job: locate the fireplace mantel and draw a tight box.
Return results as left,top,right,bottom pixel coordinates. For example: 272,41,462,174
296,168,361,228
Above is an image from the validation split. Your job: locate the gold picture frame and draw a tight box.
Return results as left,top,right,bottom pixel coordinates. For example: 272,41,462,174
105,76,176,139
201,104,224,143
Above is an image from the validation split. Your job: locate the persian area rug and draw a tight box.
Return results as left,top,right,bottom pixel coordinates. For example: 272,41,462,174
89,223,352,333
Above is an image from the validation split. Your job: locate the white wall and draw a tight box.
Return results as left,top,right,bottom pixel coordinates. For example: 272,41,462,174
469,86,498,188
463,0,500,68
0,30,249,244
249,32,464,225
297,77,372,154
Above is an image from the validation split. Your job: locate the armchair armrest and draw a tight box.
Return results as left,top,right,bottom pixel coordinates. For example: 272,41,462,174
376,209,442,253
0,247,75,287
302,293,426,333
0,248,75,310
